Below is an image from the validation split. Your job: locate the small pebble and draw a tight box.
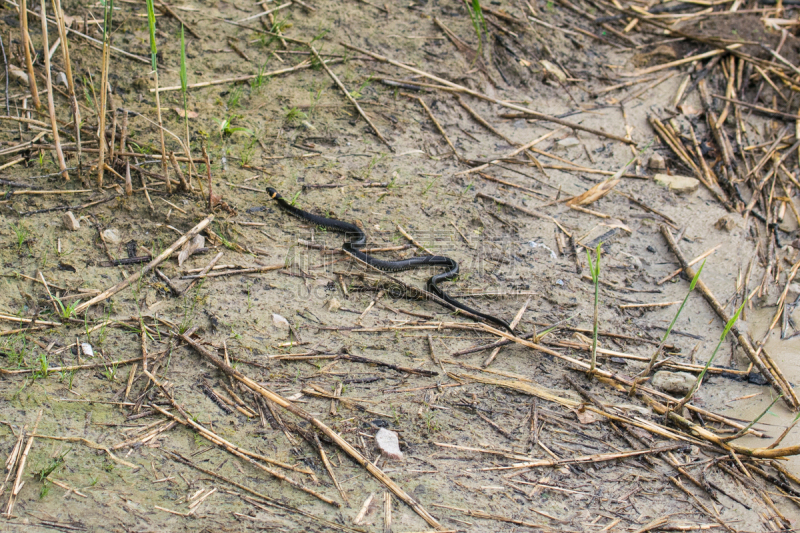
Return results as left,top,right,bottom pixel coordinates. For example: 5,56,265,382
81,343,94,357
654,173,699,194
272,313,290,329
62,211,80,231
652,371,695,395
102,228,122,244
648,153,666,170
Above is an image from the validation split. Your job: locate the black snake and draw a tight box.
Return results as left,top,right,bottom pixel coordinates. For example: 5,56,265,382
267,187,513,334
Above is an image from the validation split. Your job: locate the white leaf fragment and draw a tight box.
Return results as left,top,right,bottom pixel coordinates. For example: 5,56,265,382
375,428,403,460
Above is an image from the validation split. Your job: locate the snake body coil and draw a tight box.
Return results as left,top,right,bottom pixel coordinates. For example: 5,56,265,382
267,188,513,334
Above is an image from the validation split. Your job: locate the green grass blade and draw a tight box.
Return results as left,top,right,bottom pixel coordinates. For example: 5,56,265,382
639,260,705,377
676,297,747,409
102,0,114,41
145,0,158,72
179,24,187,93
663,260,705,342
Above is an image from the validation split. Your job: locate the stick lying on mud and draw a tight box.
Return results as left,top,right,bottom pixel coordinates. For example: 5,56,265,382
477,323,800,458
179,331,445,530
73,216,213,314
342,42,635,145
660,225,799,409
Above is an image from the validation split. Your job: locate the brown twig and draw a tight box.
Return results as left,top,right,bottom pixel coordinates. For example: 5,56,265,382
153,69,170,193
4,409,43,517
342,43,634,145
74,216,213,314
18,0,41,110
179,332,444,529
51,0,80,181
156,0,200,38
96,10,111,187
39,0,68,180
308,44,392,150
659,225,798,408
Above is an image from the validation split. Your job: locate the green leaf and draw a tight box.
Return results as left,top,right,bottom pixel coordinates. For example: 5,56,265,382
179,24,187,93
722,297,747,341
689,259,705,291
661,260,703,343
102,0,115,40
145,0,158,72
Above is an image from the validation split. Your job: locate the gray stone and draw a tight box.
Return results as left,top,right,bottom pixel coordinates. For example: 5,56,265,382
648,153,666,170
654,173,699,194
62,211,80,231
102,228,122,244
652,371,695,395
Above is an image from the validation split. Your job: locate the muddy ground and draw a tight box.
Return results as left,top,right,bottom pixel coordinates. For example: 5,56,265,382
1,0,799,532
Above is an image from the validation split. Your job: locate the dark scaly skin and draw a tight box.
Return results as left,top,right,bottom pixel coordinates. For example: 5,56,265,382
266,188,514,334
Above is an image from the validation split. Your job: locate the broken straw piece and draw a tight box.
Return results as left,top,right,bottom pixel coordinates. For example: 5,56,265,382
375,428,403,460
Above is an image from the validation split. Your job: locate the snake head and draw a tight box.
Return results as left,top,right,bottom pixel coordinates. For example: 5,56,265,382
266,187,279,199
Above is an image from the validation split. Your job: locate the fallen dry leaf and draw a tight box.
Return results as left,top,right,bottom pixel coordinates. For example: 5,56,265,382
567,178,620,206
178,234,204,266
573,406,601,424
173,107,199,119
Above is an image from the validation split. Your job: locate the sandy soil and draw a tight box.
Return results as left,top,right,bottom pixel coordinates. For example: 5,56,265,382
1,0,799,532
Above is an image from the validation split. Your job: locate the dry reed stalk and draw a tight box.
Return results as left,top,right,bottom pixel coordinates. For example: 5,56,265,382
39,0,68,180
121,111,132,195
178,251,222,294
483,297,530,367
18,0,41,110
431,502,548,530
179,333,444,530
659,225,798,408
153,69,170,193
468,328,792,454
314,434,348,504
308,44,392,150
410,94,459,159
165,453,358,533
168,151,190,191
96,26,111,186
73,215,213,314
4,409,43,517
148,395,338,506
456,128,564,176
51,0,80,180
455,94,514,144
343,42,633,144
152,60,317,92
155,0,200,38
1,429,25,491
